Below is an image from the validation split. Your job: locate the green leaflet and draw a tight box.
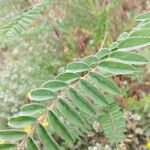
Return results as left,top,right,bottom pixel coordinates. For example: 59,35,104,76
109,42,118,51
0,0,52,41
79,79,108,107
21,103,45,116
135,20,150,29
88,72,120,95
48,111,75,144
66,62,90,73
96,48,110,59
42,80,68,92
58,99,85,127
109,51,148,65
137,22,150,29
8,116,35,128
0,144,16,150
67,88,96,116
99,102,125,144
56,72,79,84
136,11,150,21
37,124,60,150
99,60,136,75
30,88,56,101
82,55,99,66
117,32,129,41
118,37,150,51
27,137,39,150
0,130,26,142
130,28,150,37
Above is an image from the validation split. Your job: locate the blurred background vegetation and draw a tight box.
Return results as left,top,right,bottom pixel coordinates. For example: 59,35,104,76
0,0,150,149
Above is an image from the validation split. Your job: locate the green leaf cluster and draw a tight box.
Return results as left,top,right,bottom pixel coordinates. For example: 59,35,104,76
0,11,149,149
0,0,52,42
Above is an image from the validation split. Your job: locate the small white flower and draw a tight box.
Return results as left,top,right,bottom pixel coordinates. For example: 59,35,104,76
87,131,95,137
132,113,141,121
135,127,143,135
104,144,112,150
93,121,100,132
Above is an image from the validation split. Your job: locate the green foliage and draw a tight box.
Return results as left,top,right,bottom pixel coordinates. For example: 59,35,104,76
0,11,149,149
99,60,136,75
118,37,150,51
0,130,26,142
88,72,120,95
27,137,39,150
58,99,86,128
66,62,90,73
8,116,36,128
68,88,96,116
0,0,52,42
99,101,125,145
0,0,122,50
0,0,29,24
56,72,79,84
42,80,68,92
0,1,133,129
0,46,63,129
0,143,16,150
48,111,75,144
21,103,45,116
37,124,60,150
127,95,150,114
79,79,108,106
30,88,56,101
136,11,150,21
109,51,148,65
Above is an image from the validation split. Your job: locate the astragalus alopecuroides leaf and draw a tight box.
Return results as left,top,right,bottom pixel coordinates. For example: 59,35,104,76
1,11,149,149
